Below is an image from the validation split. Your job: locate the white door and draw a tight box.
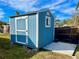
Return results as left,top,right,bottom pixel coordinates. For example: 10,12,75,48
15,16,28,44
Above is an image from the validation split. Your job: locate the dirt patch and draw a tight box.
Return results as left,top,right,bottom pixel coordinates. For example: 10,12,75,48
30,51,72,59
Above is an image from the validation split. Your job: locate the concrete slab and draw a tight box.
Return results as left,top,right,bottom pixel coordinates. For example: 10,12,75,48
43,42,76,56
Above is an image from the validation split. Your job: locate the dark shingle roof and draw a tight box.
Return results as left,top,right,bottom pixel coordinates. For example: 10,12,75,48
10,8,50,18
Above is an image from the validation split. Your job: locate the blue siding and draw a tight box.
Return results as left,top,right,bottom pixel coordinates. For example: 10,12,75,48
28,14,36,48
17,35,26,43
17,31,27,43
11,35,16,42
51,13,55,41
38,11,54,48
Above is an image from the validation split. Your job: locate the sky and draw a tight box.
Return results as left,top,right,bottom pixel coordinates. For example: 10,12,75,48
0,0,79,23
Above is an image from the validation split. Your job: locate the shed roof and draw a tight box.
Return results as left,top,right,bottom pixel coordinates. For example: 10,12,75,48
10,8,50,18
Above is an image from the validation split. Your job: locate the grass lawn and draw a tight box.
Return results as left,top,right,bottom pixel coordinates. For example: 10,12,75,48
0,33,73,59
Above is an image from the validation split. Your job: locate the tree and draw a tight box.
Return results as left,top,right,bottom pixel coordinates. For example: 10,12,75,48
72,2,79,27
0,21,7,26
54,19,60,27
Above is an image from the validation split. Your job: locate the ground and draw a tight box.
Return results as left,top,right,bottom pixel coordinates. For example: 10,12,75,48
0,33,75,59
76,45,79,59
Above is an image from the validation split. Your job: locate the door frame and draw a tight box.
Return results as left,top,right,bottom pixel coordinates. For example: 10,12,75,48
15,16,28,44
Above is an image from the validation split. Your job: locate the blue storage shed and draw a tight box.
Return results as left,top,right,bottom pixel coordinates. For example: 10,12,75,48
9,9,55,49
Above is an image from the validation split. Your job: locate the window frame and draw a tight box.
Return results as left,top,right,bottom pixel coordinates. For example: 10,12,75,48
17,18,26,30
15,16,28,31
45,16,51,28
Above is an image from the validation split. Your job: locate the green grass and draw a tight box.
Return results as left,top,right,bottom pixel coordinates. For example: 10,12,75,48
0,33,37,59
0,33,73,59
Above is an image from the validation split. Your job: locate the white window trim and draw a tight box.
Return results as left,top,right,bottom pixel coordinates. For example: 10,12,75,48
45,16,51,28
16,30,27,32
16,18,28,31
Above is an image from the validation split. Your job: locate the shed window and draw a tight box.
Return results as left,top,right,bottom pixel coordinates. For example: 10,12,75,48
17,19,26,30
45,16,51,27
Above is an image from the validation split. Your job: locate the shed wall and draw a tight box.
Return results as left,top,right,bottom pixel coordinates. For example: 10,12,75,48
28,14,36,48
10,14,37,48
38,11,54,48
10,18,16,42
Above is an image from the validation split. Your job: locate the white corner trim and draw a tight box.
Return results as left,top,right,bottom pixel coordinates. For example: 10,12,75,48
25,16,28,45
15,17,17,43
36,13,39,48
9,18,11,41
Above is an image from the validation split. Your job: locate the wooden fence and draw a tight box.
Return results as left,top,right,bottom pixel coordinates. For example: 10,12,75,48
55,27,79,44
